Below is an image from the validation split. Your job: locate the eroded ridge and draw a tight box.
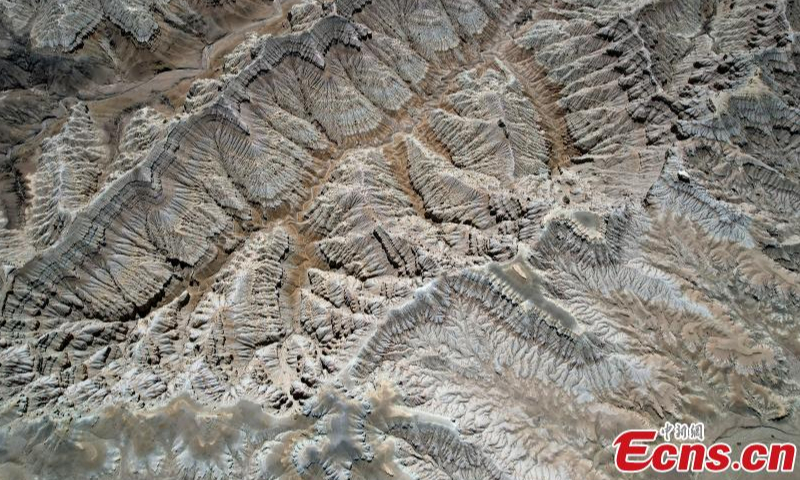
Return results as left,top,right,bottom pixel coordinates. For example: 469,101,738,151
2,0,800,479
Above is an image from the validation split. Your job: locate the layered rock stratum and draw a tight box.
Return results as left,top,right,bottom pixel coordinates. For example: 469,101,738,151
1,0,799,479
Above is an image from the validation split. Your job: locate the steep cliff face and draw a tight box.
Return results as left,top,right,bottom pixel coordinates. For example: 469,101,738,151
1,1,799,479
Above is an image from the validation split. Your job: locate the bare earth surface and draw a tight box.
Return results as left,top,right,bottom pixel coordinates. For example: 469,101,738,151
1,0,799,479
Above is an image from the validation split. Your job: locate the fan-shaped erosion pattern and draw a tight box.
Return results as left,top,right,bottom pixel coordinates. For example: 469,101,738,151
1,1,799,479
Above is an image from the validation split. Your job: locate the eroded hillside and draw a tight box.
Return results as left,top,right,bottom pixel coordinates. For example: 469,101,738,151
1,1,799,479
